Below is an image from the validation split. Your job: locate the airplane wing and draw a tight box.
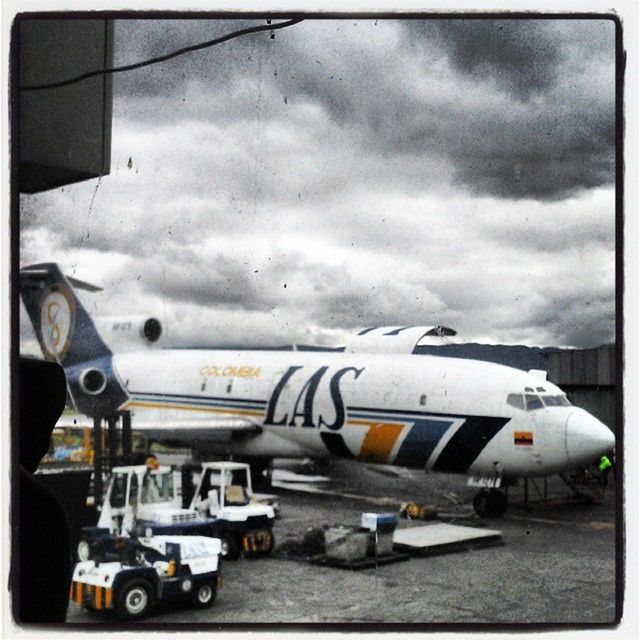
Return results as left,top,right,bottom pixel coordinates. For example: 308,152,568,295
55,411,261,437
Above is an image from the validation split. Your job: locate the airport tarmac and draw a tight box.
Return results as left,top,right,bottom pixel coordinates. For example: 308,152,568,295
66,459,618,626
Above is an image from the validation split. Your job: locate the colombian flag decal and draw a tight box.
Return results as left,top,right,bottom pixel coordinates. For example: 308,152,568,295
514,431,533,446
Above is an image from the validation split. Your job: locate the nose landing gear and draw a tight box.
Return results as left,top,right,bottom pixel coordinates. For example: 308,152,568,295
473,489,507,517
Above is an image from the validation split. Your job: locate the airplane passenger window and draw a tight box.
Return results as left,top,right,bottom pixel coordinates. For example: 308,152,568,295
506,394,525,410
420,394,427,406
525,394,544,411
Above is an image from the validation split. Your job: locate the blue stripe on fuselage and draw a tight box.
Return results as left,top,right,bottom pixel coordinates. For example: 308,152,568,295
128,391,266,412
394,419,453,468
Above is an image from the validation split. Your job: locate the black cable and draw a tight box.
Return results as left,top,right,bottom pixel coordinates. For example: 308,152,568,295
20,18,304,91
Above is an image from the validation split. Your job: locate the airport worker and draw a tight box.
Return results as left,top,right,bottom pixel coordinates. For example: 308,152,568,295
599,454,613,486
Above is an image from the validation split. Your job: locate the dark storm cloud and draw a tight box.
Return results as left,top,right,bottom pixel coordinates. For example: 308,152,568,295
113,19,277,98
388,20,615,200
18,19,616,352
527,288,615,348
113,18,615,202
403,19,563,100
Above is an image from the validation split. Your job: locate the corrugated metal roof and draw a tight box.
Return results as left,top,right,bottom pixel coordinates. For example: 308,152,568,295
546,345,615,386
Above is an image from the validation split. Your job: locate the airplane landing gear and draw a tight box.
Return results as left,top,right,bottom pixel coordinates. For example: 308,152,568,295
473,489,507,517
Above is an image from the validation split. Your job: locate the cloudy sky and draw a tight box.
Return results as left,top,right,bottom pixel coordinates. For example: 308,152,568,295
19,17,617,352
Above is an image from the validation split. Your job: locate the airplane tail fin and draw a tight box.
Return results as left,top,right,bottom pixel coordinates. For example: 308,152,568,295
20,263,111,367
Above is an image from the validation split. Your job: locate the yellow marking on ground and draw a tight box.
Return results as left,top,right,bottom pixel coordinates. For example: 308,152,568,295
589,521,615,530
121,401,263,417
357,422,404,463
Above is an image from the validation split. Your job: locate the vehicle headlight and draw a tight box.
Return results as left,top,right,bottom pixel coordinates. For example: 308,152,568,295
181,578,193,592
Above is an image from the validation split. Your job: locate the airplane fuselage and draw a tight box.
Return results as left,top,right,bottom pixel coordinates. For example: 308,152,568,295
66,348,609,480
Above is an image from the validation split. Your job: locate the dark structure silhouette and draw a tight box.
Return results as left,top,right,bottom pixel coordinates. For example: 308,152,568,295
13,357,71,623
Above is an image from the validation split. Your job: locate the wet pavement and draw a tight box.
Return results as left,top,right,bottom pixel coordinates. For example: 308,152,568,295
66,459,619,627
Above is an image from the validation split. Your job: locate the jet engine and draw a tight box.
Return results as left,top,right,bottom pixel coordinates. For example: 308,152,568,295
94,316,164,351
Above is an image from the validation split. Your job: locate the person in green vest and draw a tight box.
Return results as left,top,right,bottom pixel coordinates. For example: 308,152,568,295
599,453,613,487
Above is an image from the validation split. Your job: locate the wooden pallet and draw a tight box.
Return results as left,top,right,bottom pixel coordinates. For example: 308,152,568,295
309,551,410,570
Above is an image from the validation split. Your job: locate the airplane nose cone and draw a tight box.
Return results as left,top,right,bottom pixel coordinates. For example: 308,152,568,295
565,410,615,465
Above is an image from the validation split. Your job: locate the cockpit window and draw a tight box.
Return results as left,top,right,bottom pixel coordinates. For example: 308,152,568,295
525,394,544,411
507,393,525,410
536,386,546,392
509,393,566,411
541,395,571,407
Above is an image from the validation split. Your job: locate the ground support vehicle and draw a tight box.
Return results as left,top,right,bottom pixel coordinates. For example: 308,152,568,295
70,535,222,620
79,461,275,561
77,463,218,561
185,461,276,559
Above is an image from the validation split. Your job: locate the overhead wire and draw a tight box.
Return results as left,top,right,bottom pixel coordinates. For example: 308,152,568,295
20,18,304,91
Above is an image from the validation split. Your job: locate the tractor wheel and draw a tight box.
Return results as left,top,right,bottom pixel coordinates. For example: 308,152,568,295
115,578,155,620
192,582,217,608
265,531,275,554
220,534,241,560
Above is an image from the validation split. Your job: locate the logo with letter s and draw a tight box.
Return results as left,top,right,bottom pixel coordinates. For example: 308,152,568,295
40,286,75,360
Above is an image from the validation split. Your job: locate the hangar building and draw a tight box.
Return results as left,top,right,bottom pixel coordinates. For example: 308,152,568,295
545,344,616,431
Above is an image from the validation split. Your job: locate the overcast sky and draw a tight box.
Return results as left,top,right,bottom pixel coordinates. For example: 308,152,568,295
20,17,617,351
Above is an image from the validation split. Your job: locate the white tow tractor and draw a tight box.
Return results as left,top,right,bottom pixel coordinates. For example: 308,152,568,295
186,461,276,559
70,535,222,620
77,460,215,561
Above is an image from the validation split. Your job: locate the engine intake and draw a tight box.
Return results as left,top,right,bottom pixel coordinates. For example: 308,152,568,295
143,317,162,343
79,368,107,395
94,315,165,349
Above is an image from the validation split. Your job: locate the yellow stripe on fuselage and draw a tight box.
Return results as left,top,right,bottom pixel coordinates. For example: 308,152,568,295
120,400,264,418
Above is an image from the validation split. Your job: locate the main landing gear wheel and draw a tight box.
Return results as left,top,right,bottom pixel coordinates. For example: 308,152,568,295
473,489,507,517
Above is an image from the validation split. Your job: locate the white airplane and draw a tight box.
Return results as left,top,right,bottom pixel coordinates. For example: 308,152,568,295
20,263,615,516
